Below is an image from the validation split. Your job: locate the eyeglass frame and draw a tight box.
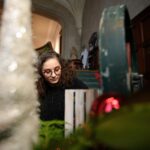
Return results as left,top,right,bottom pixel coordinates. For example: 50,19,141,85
42,66,61,76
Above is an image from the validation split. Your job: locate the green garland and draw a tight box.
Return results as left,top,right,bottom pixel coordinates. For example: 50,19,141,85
34,102,150,150
34,120,64,150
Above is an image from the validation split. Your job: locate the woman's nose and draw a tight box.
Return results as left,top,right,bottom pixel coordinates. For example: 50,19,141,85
51,70,56,77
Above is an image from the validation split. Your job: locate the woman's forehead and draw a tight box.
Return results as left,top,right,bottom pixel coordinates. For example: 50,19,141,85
43,58,60,68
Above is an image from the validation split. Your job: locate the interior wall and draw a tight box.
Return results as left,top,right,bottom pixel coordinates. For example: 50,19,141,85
82,0,150,47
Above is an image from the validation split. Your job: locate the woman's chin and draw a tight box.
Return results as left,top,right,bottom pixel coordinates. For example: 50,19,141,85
49,80,59,84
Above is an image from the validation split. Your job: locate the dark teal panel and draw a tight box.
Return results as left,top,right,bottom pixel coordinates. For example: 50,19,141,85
99,5,138,95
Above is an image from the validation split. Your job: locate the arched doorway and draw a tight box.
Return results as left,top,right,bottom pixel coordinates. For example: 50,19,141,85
32,1,80,59
32,13,62,54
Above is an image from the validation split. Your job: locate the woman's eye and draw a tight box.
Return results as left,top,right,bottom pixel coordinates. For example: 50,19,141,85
55,67,61,72
55,67,59,72
44,69,51,74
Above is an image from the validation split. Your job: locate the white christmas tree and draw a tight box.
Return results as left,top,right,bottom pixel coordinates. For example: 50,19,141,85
0,0,39,150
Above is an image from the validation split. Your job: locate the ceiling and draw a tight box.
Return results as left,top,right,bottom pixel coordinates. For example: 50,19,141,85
32,0,86,35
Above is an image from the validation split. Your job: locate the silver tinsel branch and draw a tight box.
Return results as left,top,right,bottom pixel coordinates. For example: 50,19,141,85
0,0,39,150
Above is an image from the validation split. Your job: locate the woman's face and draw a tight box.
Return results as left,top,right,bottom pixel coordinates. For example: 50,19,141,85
42,58,61,84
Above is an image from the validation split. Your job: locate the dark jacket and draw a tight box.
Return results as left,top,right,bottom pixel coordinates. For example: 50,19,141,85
40,78,88,121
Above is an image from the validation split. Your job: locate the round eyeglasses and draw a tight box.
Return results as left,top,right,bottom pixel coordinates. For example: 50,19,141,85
42,66,61,76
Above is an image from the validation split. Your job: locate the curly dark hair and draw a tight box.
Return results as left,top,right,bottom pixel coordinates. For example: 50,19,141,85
36,50,75,97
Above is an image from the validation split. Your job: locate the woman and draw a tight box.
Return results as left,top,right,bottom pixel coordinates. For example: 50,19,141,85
37,50,88,121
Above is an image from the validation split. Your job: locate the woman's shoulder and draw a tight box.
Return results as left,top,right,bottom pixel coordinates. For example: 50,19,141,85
70,77,88,89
